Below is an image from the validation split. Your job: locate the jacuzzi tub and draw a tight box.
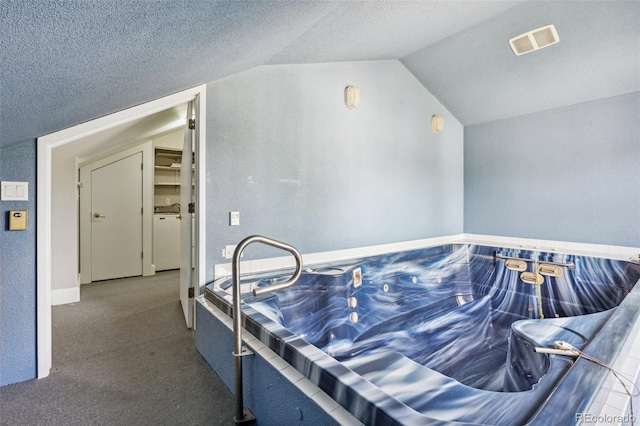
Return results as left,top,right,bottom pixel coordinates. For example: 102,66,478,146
199,243,640,425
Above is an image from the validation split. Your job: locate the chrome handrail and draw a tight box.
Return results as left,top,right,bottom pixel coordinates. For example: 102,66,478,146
495,252,575,269
231,235,303,424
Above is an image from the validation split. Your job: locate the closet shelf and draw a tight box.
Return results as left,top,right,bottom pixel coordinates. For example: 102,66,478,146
154,182,195,186
155,152,182,159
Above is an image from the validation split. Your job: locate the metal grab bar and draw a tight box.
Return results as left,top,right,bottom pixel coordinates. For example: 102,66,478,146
496,253,575,269
231,235,303,425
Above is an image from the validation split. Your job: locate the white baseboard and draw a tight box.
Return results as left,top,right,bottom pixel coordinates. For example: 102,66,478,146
51,287,80,305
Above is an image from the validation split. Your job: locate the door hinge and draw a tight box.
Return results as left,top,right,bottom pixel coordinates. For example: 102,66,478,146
141,251,144,259
188,202,195,214
141,163,143,170
141,207,143,215
188,118,196,130
188,287,195,298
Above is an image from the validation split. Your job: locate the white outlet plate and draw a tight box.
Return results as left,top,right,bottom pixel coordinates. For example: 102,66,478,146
225,245,239,259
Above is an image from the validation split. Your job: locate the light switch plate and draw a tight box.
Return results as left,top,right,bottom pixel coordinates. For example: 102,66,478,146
229,211,240,226
1,181,29,201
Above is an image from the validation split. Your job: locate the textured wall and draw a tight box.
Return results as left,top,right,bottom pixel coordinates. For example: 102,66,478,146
206,60,464,280
464,92,640,247
0,140,37,386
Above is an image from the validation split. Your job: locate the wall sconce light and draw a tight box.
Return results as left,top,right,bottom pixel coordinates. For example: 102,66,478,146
431,115,444,133
344,85,360,110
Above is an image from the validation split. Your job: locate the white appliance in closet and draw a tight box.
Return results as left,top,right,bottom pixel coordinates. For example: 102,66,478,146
153,214,181,271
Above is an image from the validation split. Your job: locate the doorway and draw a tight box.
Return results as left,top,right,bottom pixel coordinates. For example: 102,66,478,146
37,85,207,379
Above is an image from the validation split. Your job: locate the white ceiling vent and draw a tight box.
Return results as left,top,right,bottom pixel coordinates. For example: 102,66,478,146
509,24,559,56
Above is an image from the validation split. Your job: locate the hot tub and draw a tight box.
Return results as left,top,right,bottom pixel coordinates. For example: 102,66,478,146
198,243,640,424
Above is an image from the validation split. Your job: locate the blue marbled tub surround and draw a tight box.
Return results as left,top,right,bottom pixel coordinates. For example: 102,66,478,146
206,244,640,425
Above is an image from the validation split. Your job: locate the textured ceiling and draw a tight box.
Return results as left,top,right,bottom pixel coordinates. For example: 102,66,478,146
1,1,638,148
266,1,519,64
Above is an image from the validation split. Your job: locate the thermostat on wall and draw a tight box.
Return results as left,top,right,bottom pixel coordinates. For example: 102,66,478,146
9,210,28,230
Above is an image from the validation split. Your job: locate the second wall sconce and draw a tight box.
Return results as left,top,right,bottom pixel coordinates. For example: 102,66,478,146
344,85,360,110
431,115,444,133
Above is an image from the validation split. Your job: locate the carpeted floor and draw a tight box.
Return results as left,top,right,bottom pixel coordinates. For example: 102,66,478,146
0,271,234,425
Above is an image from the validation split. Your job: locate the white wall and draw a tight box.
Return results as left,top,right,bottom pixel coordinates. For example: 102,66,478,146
153,128,184,150
51,154,80,304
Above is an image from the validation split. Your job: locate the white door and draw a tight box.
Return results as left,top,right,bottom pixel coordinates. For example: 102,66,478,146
91,152,143,281
180,102,194,327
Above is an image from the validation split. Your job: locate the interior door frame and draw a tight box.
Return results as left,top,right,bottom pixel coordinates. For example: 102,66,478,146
78,143,154,283
36,85,207,379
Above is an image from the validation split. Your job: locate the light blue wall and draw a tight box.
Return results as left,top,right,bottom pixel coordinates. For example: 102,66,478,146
206,61,464,279
464,92,640,247
0,140,37,386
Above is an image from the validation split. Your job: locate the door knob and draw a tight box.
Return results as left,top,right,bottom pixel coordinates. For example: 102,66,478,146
93,212,106,218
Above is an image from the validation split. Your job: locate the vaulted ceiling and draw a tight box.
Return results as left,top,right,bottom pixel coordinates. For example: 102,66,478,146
1,1,638,148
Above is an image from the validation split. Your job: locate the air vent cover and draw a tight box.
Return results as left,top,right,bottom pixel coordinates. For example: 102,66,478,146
509,24,559,56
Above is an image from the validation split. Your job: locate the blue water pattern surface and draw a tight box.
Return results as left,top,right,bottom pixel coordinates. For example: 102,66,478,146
211,244,640,424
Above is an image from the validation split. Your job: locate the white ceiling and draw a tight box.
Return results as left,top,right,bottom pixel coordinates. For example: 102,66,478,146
52,104,187,165
401,1,640,125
